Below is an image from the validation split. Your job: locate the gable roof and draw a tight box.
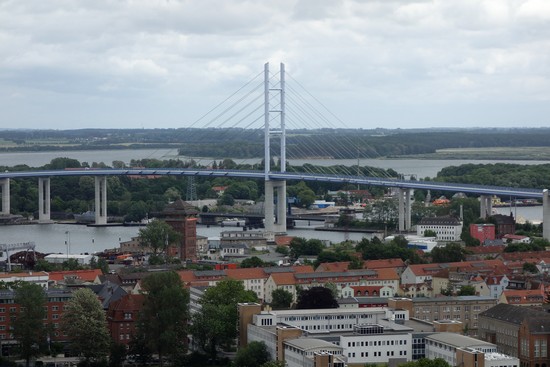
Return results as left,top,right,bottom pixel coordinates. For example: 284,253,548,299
49,269,102,282
480,303,549,325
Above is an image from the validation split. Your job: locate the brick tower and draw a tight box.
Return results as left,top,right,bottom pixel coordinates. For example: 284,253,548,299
159,199,198,261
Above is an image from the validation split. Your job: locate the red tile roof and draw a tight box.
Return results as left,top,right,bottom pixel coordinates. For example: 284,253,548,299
49,269,102,282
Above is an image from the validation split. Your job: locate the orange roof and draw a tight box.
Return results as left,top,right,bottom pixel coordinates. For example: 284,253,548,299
503,288,544,305
365,258,405,269
0,271,49,279
500,251,550,262
177,270,197,284
274,236,294,246
270,272,296,286
315,262,350,273
468,245,506,255
49,269,102,282
407,260,506,277
291,265,315,273
226,268,267,280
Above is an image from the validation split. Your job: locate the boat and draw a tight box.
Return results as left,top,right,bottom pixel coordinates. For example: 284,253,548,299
73,211,95,224
220,218,246,227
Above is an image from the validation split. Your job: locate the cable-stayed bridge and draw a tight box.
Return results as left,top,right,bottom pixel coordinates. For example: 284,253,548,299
0,63,548,240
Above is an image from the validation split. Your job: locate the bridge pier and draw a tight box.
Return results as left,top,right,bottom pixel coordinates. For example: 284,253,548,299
38,177,52,223
480,195,492,219
398,188,413,232
544,190,550,241
0,178,10,215
94,176,108,225
264,180,287,241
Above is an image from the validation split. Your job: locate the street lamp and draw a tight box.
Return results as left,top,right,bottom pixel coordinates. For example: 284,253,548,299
65,231,71,258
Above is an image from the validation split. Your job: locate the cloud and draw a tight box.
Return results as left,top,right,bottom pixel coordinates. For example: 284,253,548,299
0,0,548,129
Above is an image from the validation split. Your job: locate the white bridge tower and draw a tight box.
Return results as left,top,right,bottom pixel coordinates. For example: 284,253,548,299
263,62,287,242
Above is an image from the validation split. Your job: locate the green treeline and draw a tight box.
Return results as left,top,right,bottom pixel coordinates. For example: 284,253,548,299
435,163,550,189
3,128,550,158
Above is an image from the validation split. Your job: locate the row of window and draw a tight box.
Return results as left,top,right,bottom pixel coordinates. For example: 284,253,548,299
347,339,407,347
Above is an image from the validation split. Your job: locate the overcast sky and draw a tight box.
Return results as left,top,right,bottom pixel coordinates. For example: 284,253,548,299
1,0,549,130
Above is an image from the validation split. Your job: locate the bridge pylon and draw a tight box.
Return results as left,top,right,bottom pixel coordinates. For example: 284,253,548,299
263,62,287,241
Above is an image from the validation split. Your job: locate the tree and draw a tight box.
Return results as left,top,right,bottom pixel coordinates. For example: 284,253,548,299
240,256,264,268
61,288,110,366
457,285,476,296
523,262,539,273
271,289,293,309
430,243,467,263
109,342,127,367
137,219,181,257
13,283,47,367
289,237,324,259
233,341,270,367
423,229,437,237
296,287,338,309
136,271,189,366
191,279,257,360
260,361,285,367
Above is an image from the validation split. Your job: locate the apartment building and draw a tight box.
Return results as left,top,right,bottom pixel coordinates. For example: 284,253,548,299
389,296,497,336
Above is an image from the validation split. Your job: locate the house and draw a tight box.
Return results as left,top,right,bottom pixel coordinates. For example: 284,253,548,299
502,234,530,244
485,275,509,300
0,288,73,345
401,260,508,285
499,286,545,307
479,303,550,366
106,294,145,345
49,269,103,286
470,223,496,244
220,243,248,259
399,282,433,298
465,245,505,261
0,271,49,289
417,216,462,241
225,267,268,300
492,214,516,238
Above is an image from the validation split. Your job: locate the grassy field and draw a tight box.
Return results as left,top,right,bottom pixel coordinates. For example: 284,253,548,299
404,147,550,160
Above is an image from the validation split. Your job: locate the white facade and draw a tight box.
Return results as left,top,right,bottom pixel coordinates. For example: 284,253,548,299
254,308,408,335
401,266,432,285
284,338,344,367
0,271,49,289
340,325,412,364
44,253,95,265
425,333,514,367
417,217,463,241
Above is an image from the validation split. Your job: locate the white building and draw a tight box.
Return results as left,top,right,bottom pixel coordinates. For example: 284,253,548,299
44,253,95,265
417,216,463,242
284,338,345,367
425,333,519,367
0,271,49,289
340,323,412,364
254,307,408,335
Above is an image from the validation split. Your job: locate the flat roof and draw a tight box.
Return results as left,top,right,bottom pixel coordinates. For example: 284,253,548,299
285,337,342,351
271,307,388,316
426,333,495,349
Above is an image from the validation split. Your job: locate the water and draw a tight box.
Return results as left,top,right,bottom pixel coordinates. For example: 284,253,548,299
0,222,376,256
0,148,545,254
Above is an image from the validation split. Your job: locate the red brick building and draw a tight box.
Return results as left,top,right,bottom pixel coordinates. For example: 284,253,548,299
0,289,73,352
106,294,144,345
470,223,496,244
159,199,198,261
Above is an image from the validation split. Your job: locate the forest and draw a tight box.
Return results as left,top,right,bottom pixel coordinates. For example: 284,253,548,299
2,127,550,159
